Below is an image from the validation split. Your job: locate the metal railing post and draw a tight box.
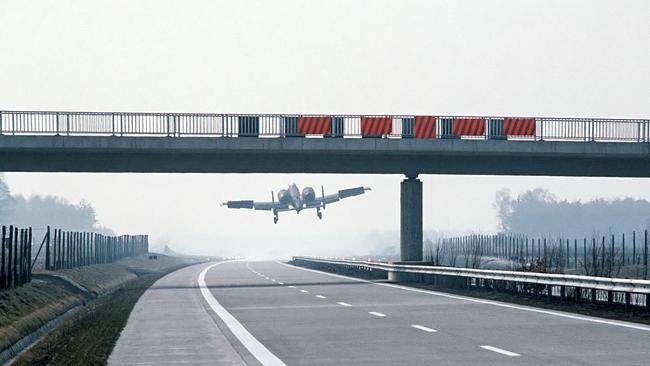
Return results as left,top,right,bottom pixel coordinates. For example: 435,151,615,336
111,114,116,136
0,111,3,135
66,113,70,136
55,112,60,136
166,114,171,137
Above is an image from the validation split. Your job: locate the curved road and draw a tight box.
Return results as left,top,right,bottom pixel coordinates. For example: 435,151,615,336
110,260,650,365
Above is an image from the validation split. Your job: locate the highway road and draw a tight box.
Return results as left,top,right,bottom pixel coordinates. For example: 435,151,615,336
110,260,650,365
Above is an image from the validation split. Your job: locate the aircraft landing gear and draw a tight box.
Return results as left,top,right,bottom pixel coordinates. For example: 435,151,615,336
273,216,278,224
317,209,322,220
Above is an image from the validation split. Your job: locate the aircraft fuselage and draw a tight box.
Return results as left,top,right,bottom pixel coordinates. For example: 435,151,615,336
288,183,302,211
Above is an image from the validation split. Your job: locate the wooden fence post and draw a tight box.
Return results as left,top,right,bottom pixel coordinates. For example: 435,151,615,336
621,234,625,269
643,229,648,280
27,228,32,282
1,226,5,289
7,226,13,288
13,227,18,288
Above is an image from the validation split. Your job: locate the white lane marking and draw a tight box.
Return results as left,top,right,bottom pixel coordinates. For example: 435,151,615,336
288,285,295,288
271,279,277,282
199,263,286,366
411,324,437,333
315,295,326,299
279,261,650,332
337,302,352,307
278,282,284,285
368,311,386,317
480,345,520,357
300,289,309,293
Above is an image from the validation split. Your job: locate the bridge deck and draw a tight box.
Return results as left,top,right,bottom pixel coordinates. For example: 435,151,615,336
0,135,648,176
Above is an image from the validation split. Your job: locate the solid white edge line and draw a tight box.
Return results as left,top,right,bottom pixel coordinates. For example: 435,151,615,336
337,302,352,307
199,262,286,366
368,311,386,317
411,324,437,333
277,261,650,332
480,345,520,357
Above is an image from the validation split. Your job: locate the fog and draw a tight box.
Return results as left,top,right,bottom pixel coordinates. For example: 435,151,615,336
1,1,649,258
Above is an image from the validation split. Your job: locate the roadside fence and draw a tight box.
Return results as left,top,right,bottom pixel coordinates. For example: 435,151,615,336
0,225,149,291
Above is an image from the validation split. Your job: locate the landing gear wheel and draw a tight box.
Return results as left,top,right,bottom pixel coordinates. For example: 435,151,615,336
273,216,278,224
317,210,322,219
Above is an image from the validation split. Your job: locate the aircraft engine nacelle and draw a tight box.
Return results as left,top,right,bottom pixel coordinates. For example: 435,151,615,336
302,187,316,202
277,189,291,204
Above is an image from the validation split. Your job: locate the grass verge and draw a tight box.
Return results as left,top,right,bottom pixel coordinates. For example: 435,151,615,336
0,278,89,352
11,266,184,366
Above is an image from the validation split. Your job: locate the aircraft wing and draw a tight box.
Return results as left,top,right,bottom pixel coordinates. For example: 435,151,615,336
222,200,292,212
310,186,371,207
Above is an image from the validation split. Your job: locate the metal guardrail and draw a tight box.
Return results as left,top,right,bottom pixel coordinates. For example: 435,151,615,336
292,256,650,295
0,110,648,142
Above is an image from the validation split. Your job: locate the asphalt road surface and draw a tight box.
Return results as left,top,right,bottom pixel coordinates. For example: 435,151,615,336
110,260,650,365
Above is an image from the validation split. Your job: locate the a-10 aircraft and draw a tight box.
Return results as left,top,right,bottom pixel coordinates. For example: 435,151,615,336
221,184,371,224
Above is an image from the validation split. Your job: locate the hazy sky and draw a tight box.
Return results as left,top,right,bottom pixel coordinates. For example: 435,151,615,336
1,1,649,258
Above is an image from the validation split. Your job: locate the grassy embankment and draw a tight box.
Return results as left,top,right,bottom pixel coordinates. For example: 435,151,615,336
0,254,203,365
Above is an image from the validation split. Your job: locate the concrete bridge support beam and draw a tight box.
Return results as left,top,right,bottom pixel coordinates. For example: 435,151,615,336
400,175,423,262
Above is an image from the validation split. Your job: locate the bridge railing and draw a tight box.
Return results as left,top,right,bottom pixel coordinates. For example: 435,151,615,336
292,256,650,308
0,110,648,143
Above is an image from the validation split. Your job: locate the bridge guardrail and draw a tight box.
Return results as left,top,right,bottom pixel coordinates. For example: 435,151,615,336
0,110,648,143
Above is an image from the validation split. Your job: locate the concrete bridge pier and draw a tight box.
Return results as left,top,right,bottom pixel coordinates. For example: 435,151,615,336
400,174,423,262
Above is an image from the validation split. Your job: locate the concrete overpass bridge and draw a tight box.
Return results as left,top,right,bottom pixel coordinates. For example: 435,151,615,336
1,110,649,261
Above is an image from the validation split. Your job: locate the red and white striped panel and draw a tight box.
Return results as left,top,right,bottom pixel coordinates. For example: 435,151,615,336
453,117,485,136
503,117,535,136
361,117,392,137
414,116,436,139
298,116,331,135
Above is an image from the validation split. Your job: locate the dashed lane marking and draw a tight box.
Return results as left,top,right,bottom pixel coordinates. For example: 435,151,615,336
411,324,437,333
368,311,386,317
480,345,520,357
